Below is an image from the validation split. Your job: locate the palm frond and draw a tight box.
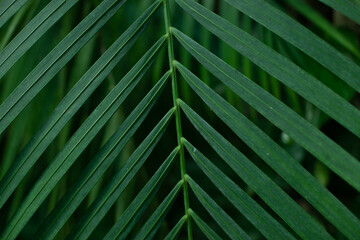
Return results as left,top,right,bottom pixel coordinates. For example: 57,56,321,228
0,0,359,239
0,1,162,209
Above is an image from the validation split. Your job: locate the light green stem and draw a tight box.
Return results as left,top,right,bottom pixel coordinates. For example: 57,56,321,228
163,0,193,239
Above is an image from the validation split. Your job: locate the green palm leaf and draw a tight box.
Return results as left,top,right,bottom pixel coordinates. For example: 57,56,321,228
176,0,360,137
221,0,360,92
171,28,360,192
1,36,166,240
188,210,222,240
0,0,81,80
0,0,128,134
0,1,161,209
68,109,174,240
175,62,359,240
163,215,187,240
37,71,171,240
182,138,294,240
0,0,359,239
133,181,182,240
187,175,251,240
103,149,180,240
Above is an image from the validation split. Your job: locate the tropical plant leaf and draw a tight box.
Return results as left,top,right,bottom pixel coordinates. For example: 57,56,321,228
284,0,360,57
178,100,331,240
37,71,171,240
133,181,182,240
0,1,162,209
0,36,166,240
171,28,360,192
188,209,222,240
175,0,360,138
1,0,359,239
0,0,129,135
67,108,175,240
163,215,187,240
103,148,179,240
182,138,295,240
0,0,82,80
187,175,251,240
218,0,360,92
175,63,359,240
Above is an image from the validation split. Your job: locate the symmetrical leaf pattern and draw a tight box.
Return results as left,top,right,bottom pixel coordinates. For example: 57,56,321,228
0,0,359,239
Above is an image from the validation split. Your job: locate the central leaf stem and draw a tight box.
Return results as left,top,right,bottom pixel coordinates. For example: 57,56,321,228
163,0,193,239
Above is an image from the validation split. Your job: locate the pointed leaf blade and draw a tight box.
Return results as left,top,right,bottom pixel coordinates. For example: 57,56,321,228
175,0,360,138
182,138,295,240
189,210,222,240
0,0,129,135
163,216,187,240
37,71,171,240
68,109,175,240
134,181,182,240
171,28,360,193
103,148,179,240
187,176,251,240
0,1,162,210
0,37,166,240
221,0,360,92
